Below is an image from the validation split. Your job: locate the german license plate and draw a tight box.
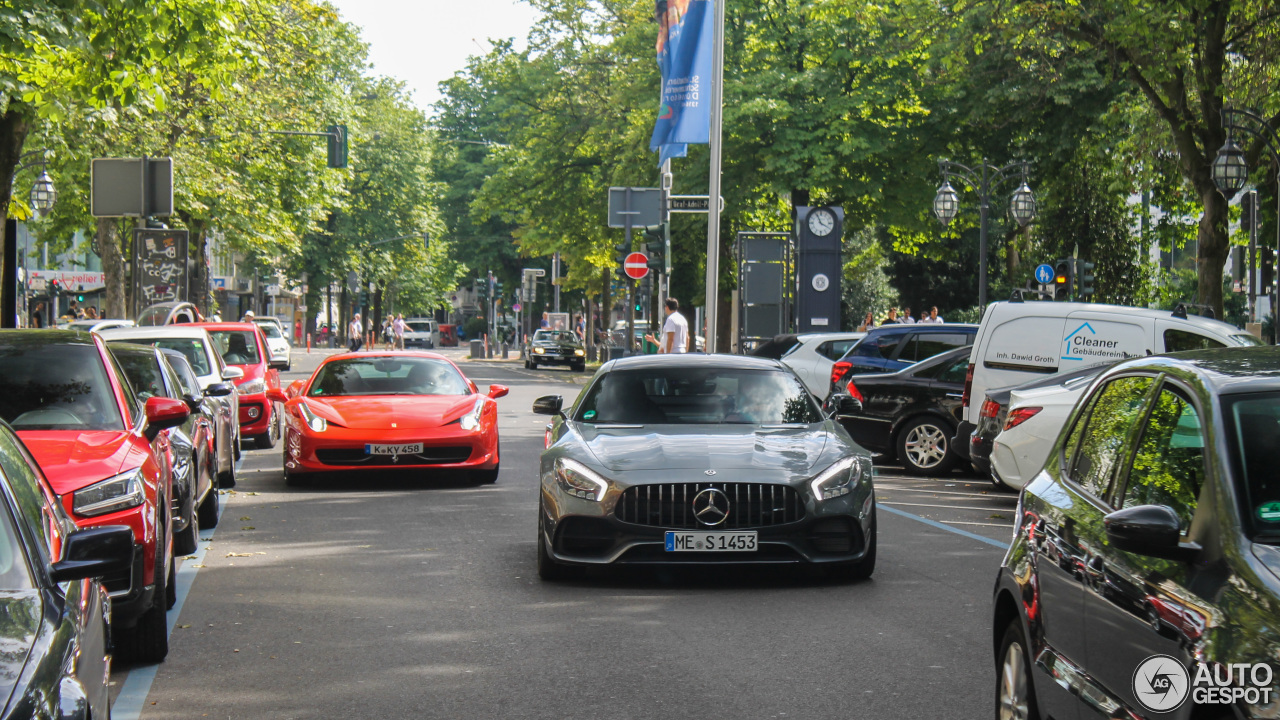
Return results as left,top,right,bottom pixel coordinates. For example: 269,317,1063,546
664,531,757,552
365,443,422,455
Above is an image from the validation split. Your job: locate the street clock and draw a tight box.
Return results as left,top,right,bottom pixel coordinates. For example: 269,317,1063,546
806,207,837,237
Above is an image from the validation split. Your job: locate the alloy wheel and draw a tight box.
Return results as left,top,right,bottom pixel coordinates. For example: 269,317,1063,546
904,423,948,469
998,640,1029,720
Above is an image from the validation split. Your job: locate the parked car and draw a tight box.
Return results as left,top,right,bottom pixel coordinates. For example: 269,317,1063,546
402,318,439,349
199,322,286,449
968,362,1115,480
280,352,507,485
988,369,1102,491
832,346,971,475
524,329,586,371
829,323,977,390
0,330,188,662
108,343,223,556
953,300,1262,468
253,317,292,370
993,346,1280,720
61,318,136,333
100,325,243,487
0,421,133,719
780,332,865,399
136,301,203,326
532,353,874,581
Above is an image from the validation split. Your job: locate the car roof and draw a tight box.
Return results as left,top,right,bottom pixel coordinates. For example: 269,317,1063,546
602,353,784,372
0,329,96,347
99,326,214,340
796,332,865,343
1108,346,1280,395
990,300,1245,334
188,322,259,331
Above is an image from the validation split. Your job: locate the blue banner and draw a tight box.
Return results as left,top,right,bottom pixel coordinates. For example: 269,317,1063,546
650,0,714,166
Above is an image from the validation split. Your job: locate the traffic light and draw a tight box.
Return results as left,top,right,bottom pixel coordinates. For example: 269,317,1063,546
493,281,503,299
614,240,631,280
1262,248,1275,295
473,278,487,301
1242,191,1257,234
1053,259,1073,301
326,124,348,169
49,279,61,296
644,226,665,273
1077,261,1095,300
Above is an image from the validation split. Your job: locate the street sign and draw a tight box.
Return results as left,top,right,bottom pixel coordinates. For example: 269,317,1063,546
624,252,650,280
513,303,522,312
132,229,188,317
91,157,174,217
1034,263,1055,284
608,187,663,228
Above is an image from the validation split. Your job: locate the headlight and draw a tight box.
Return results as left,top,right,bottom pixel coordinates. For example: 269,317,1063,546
239,379,266,395
534,347,545,354
73,469,145,517
574,349,585,356
554,457,608,501
298,402,327,432
810,456,870,501
459,398,485,431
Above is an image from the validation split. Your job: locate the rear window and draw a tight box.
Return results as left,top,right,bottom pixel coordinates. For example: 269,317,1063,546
902,332,972,363
209,330,261,365
257,323,283,339
116,338,211,376
1164,329,1226,353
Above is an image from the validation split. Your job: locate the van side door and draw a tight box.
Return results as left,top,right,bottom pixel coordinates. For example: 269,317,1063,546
1062,312,1151,369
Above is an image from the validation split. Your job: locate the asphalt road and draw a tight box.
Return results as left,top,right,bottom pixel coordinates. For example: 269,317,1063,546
110,348,1018,719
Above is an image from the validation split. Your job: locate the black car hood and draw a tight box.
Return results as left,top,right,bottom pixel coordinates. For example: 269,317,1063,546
1252,543,1280,586
0,592,41,714
577,424,828,474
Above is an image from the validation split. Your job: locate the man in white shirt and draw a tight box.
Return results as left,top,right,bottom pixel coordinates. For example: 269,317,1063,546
901,307,917,324
647,298,689,353
919,306,944,323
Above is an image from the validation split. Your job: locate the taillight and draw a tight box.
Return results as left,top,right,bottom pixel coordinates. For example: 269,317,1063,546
846,381,864,402
961,363,975,408
980,398,1000,419
830,361,854,387
1004,407,1043,431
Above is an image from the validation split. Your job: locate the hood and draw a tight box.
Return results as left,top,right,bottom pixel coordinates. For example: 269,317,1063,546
16,431,135,494
304,395,478,430
577,424,828,474
1251,543,1280,586
0,592,41,714
232,362,265,384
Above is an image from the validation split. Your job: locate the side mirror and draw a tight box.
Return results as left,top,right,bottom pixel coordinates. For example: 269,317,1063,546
269,357,289,371
488,384,510,399
1104,505,1195,560
265,388,289,404
205,382,235,398
222,366,244,381
286,380,304,399
825,393,862,418
144,396,189,440
50,525,135,583
532,395,564,416
182,393,204,412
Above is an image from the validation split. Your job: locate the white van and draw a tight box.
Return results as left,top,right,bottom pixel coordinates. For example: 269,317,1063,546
402,318,439,349
953,300,1262,462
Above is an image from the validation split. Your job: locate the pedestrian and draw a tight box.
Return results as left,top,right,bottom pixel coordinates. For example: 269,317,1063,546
29,303,44,328
901,307,916,324
348,313,363,352
882,307,900,325
382,317,394,349
644,297,689,354
919,306,945,323
857,311,876,332
575,315,585,340
85,306,99,320
393,313,406,350
540,312,550,329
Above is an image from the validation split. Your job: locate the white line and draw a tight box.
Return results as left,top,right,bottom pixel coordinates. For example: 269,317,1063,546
941,520,1012,527
881,501,1015,512
878,487,1014,500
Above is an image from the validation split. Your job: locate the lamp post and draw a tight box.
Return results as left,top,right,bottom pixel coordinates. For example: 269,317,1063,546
933,159,1035,309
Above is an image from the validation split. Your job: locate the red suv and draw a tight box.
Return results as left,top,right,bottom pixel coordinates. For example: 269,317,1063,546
0,330,189,662
196,322,287,448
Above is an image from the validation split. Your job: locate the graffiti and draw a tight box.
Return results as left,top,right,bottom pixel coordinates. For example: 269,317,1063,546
133,229,189,316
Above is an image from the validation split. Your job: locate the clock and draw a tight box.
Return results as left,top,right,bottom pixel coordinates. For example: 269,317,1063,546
806,207,836,237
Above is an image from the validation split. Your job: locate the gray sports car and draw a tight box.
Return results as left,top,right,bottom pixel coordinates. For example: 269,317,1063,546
533,353,876,580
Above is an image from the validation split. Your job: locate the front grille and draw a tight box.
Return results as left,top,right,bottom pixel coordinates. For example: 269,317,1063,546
615,482,804,529
315,446,473,466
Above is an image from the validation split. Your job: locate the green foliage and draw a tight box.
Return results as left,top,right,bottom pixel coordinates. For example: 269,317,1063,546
841,227,898,328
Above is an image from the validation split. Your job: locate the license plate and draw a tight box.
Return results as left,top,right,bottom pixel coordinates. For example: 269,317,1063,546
365,443,422,455
664,531,758,552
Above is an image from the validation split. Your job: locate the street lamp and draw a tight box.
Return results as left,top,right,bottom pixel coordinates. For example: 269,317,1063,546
28,170,56,217
1211,138,1249,194
1218,108,1280,342
933,158,1035,308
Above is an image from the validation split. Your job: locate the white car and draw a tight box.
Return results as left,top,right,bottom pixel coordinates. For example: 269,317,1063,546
402,318,439,349
780,332,865,399
989,372,1099,490
61,319,136,333
98,325,244,487
253,318,292,370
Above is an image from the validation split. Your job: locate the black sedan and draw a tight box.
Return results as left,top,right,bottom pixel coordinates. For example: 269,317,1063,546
524,329,586,371
832,346,971,475
533,354,874,581
0,421,133,720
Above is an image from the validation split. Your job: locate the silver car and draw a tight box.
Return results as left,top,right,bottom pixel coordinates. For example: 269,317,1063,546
533,354,875,580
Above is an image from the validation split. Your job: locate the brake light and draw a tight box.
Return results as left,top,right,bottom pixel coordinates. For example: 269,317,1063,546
846,381,864,402
980,398,1000,419
961,363,975,408
831,361,854,387
1004,407,1043,431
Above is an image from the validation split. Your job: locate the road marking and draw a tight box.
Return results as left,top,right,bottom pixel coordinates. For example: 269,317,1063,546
878,486,1013,500
942,520,1012,528
112,464,233,720
882,501,1015,512
879,504,1008,550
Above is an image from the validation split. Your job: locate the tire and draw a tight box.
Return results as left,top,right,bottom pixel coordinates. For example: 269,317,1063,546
116,523,170,664
896,417,958,475
572,362,585,373
524,359,532,369
996,618,1040,720
536,511,581,581
218,454,236,489
173,455,200,556
234,428,242,460
197,487,220,529
530,360,539,370
253,404,280,449
472,465,500,484
165,560,176,610
830,509,877,580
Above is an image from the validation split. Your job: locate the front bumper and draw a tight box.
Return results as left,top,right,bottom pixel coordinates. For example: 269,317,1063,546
530,351,584,365
952,420,975,461
284,423,498,474
105,545,155,628
238,396,272,435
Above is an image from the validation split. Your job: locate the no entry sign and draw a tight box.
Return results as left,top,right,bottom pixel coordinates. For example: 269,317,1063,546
624,252,649,280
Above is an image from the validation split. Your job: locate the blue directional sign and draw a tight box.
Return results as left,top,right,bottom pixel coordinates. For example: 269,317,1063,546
1034,263,1055,284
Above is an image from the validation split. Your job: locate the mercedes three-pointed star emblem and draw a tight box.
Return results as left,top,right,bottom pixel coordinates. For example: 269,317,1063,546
692,488,730,527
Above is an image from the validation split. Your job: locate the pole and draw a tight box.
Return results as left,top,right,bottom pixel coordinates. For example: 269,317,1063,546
978,161,989,310
704,0,726,354
1248,190,1257,322
658,159,671,318
553,251,561,313
625,188,635,353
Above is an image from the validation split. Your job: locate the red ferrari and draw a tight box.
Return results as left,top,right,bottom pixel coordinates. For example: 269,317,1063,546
278,352,508,484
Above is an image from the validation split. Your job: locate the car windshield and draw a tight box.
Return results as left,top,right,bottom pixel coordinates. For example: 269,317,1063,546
309,357,471,397
114,338,212,376
574,367,822,425
1224,392,1280,542
209,330,261,365
406,322,432,332
257,323,283,339
534,330,576,343
0,343,123,431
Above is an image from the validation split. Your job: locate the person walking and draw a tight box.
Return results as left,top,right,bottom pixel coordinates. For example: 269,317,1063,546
919,306,945,323
882,307,901,325
857,311,876,332
241,310,255,322
644,297,689,354
901,307,917,324
348,313,363,352
393,313,407,350
382,317,394,349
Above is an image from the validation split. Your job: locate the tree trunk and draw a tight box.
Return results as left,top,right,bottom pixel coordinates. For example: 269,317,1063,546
1196,184,1230,319
95,218,128,319
0,103,31,328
